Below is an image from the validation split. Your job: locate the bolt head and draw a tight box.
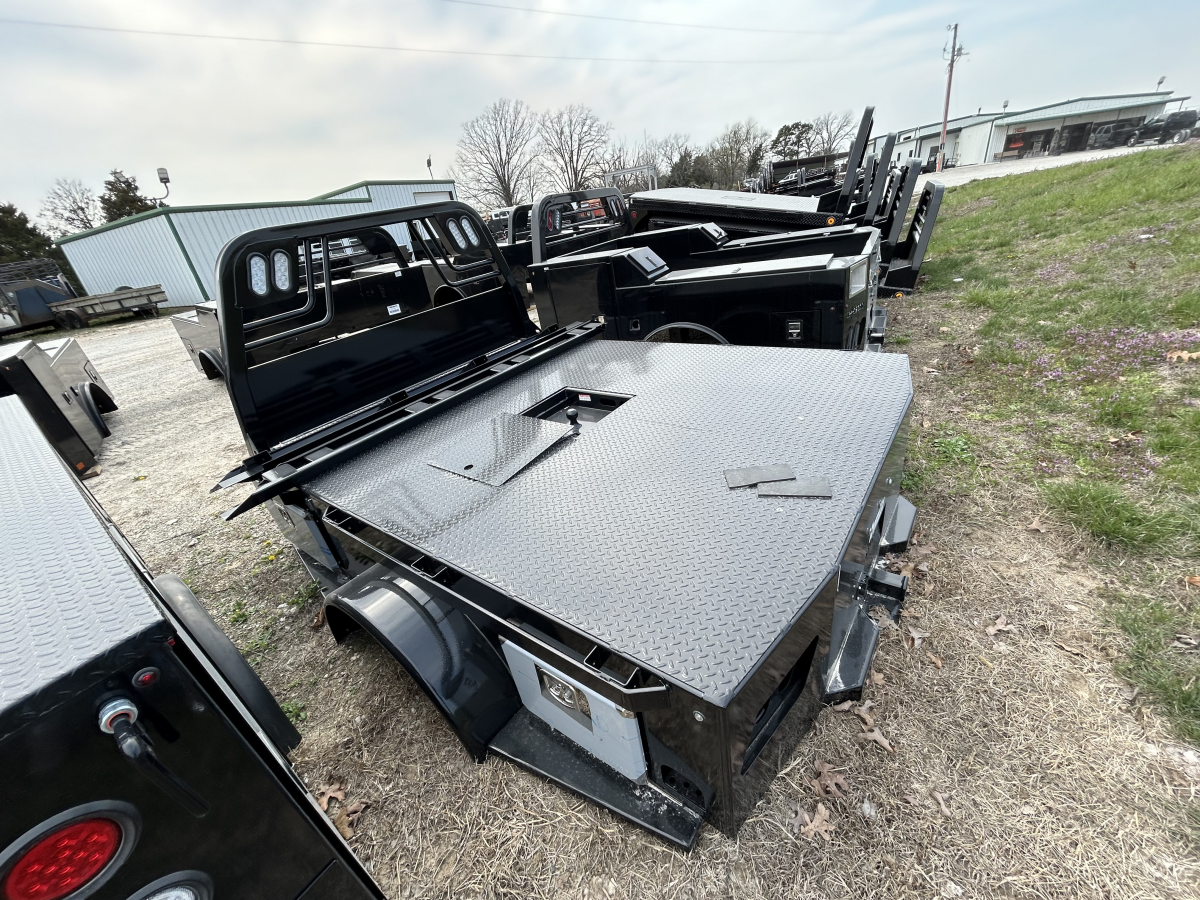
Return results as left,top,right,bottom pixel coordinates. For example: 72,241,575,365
693,710,705,723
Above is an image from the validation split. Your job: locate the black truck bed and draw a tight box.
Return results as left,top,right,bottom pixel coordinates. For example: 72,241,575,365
305,340,912,705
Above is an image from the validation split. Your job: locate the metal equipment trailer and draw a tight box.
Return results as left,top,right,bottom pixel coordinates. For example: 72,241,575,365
0,396,382,900
209,201,915,847
0,260,166,334
0,336,118,476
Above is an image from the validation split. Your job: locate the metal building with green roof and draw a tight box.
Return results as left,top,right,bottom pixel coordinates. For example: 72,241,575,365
57,180,456,307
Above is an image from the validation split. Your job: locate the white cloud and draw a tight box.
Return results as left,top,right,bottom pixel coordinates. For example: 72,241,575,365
1,0,1196,216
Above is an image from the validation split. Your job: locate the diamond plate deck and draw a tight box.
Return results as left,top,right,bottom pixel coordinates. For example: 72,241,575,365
305,341,912,704
0,396,163,718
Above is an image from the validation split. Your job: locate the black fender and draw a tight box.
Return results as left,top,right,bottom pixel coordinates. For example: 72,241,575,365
323,564,520,761
197,348,224,380
153,573,301,754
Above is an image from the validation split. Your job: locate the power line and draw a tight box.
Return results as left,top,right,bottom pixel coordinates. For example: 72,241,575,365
0,16,841,64
438,0,849,36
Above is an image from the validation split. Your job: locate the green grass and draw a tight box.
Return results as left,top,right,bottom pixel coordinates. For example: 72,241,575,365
279,700,308,725
923,145,1200,740
1103,588,1200,744
228,599,249,625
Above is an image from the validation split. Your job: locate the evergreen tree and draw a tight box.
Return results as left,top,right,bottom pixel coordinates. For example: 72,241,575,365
100,170,157,223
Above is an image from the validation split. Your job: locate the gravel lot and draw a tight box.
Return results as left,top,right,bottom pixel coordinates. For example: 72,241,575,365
17,311,1195,899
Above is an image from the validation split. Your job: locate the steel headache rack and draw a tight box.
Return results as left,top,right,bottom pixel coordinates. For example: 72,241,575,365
212,201,916,847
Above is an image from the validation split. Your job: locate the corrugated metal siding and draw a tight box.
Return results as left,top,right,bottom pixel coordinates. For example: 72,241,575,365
956,122,993,165
59,182,459,308
59,216,201,306
997,96,1171,126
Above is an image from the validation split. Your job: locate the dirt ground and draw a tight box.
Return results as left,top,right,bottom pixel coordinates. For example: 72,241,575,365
57,312,1200,899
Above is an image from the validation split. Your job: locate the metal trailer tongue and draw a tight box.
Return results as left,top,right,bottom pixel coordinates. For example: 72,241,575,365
210,200,915,847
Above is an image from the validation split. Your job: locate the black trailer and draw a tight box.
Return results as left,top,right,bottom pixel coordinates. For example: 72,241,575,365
0,395,382,900
209,201,915,847
0,337,117,476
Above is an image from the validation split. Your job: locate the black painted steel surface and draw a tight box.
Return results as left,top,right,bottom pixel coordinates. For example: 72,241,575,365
0,396,163,722
304,340,912,704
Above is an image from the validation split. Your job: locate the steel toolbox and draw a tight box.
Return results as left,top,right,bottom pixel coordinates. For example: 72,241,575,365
529,222,885,348
211,202,915,847
0,396,381,900
170,301,224,379
0,337,117,475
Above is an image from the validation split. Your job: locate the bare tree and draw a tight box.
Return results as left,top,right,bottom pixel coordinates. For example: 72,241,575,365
453,99,541,210
810,111,857,156
707,119,771,189
40,178,101,237
601,132,690,192
537,105,611,193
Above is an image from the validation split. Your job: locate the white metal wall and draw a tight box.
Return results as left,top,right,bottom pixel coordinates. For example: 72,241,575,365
60,215,201,306
60,181,457,308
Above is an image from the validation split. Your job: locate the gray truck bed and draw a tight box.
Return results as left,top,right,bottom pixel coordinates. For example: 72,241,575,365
306,341,911,704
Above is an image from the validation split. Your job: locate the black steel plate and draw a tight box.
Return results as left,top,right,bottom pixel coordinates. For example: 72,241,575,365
305,341,911,704
757,477,833,499
723,464,794,489
427,412,573,487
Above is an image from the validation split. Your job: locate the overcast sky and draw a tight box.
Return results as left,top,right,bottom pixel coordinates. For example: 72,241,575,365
2,0,1196,221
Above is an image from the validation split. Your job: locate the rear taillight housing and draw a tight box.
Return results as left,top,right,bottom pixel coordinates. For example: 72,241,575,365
2,817,123,900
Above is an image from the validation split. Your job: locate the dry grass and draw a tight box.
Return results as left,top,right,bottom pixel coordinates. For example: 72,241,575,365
67,297,1200,898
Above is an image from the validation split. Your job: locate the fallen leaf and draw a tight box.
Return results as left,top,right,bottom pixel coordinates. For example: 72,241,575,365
311,606,326,629
314,782,346,812
1128,260,1137,270
902,794,922,805
869,669,886,686
830,699,855,712
986,615,1016,636
794,802,836,842
899,607,921,619
1185,575,1200,588
926,651,944,669
903,626,931,651
1167,349,1200,363
909,543,937,557
811,760,850,798
920,417,932,428
933,791,952,816
333,800,370,839
899,562,916,578
860,797,879,819
1026,516,1047,533
853,700,876,728
857,727,896,754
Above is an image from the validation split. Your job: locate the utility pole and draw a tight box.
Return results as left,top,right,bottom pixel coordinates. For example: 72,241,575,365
938,24,964,173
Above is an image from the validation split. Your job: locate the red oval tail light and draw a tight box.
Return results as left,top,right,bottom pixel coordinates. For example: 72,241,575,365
2,818,122,900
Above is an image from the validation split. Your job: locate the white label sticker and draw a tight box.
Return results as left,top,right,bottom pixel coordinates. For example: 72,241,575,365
387,304,402,316
578,393,591,402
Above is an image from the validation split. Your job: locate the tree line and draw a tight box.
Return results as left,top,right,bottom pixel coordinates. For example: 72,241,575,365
452,99,859,210
1,170,160,289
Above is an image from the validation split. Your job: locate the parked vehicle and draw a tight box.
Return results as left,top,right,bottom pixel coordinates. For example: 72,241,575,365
0,259,165,334
0,395,383,899
1086,119,1142,149
208,201,916,848
1127,109,1197,145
